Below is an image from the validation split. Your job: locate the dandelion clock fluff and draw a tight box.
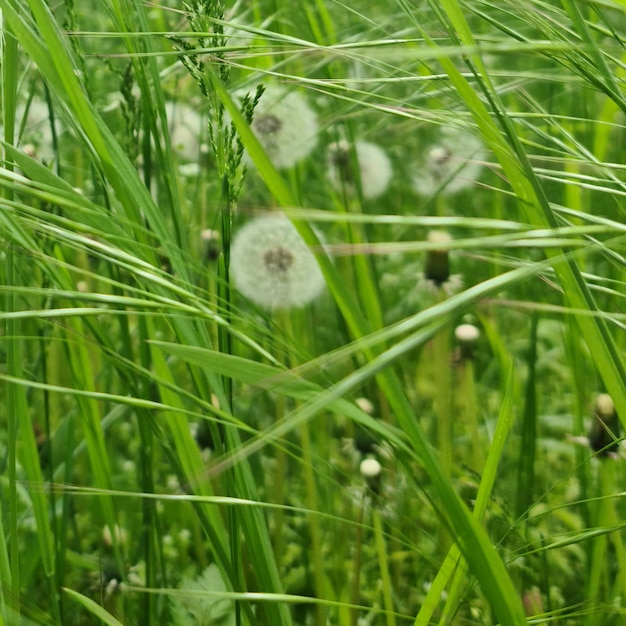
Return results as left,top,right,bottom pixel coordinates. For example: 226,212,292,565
247,84,319,169
327,139,392,199
230,214,326,311
413,127,485,197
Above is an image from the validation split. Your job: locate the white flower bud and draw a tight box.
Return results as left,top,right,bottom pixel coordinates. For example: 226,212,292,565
359,458,382,478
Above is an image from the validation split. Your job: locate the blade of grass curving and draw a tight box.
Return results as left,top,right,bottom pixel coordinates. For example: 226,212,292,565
150,341,414,453
154,267,544,622
63,588,125,626
147,333,287,626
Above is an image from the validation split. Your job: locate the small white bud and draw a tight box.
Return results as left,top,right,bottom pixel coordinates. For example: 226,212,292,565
596,393,615,417
359,458,382,478
455,324,480,344
355,397,374,415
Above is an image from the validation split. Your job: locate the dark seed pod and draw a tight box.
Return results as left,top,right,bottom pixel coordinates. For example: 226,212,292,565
424,231,451,286
589,393,620,456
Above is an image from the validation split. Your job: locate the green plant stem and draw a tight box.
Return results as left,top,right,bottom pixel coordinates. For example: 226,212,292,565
4,245,19,623
373,507,396,626
458,358,482,473
301,415,327,626
3,15,19,623
586,467,611,626
433,321,453,481
349,499,365,626
282,311,326,625
272,393,288,564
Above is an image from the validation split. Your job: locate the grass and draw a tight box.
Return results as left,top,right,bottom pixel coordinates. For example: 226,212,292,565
1,0,625,624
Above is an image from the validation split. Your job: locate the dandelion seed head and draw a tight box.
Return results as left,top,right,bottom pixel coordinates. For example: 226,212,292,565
429,146,452,166
327,139,392,199
230,214,325,311
255,113,282,135
246,85,319,168
263,247,294,273
413,128,485,197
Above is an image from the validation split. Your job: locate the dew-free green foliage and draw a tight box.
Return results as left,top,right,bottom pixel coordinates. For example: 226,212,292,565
1,0,625,624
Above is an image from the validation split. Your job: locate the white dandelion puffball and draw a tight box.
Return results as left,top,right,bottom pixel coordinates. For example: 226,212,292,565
327,140,392,199
230,214,326,311
247,84,319,168
413,127,485,197
165,101,205,162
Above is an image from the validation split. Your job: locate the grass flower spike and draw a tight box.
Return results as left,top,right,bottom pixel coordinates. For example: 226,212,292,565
230,214,326,310
413,127,485,196
327,139,392,199
247,84,319,168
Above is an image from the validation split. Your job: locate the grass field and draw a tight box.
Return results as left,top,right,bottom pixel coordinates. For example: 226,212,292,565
1,0,626,624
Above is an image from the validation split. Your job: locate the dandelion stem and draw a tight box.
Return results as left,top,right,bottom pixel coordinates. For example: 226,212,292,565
433,321,453,480
373,507,397,626
349,499,365,626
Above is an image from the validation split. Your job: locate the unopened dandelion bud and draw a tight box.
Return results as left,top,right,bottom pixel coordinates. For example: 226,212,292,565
327,139,392,199
424,230,451,285
596,393,615,417
360,457,382,496
201,229,221,262
455,323,480,360
589,393,620,456
359,458,381,478
355,397,374,415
